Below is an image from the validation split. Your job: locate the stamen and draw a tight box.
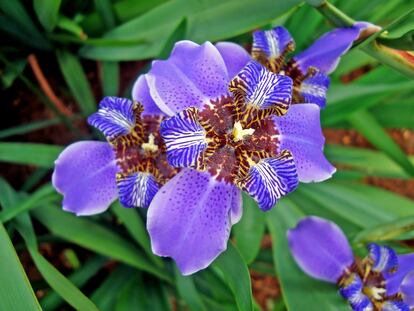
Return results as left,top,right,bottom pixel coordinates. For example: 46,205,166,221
233,121,255,142
363,286,386,301
142,134,159,153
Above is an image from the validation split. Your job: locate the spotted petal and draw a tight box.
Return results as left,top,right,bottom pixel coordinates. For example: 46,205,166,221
339,273,374,311
52,141,118,216
160,108,207,167
88,97,139,140
147,41,229,116
287,216,354,282
401,271,414,307
116,172,159,208
240,150,298,211
230,61,292,114
298,71,330,108
273,103,336,182
367,243,398,273
147,169,241,275
132,75,164,116
215,42,251,79
384,253,414,295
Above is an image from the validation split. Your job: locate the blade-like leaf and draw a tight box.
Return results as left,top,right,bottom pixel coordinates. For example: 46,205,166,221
0,142,63,167
175,267,207,311
33,0,62,32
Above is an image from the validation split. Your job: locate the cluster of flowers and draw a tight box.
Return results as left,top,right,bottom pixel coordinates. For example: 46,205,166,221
289,216,414,311
54,22,378,277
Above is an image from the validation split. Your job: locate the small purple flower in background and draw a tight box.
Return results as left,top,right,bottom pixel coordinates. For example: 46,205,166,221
288,216,414,311
52,77,177,215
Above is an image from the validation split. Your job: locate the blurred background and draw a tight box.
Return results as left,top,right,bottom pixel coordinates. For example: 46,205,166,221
0,0,413,310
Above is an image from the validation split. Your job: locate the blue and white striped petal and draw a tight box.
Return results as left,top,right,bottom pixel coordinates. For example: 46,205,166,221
160,108,207,168
88,97,138,140
299,71,330,108
116,172,159,208
367,243,398,273
339,273,374,311
230,61,293,114
381,301,410,311
252,26,294,60
240,150,298,211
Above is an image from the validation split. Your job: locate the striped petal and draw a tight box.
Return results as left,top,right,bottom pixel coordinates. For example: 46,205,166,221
367,243,398,273
240,150,298,211
160,108,207,167
298,71,330,108
339,273,374,311
116,172,159,208
230,61,292,114
401,271,414,307
88,97,139,140
384,253,414,295
382,301,410,311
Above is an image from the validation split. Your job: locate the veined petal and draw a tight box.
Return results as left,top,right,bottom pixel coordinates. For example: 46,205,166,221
339,273,374,311
215,42,251,79
132,75,164,116
230,61,292,114
52,141,118,216
147,41,229,116
298,71,330,108
287,216,354,283
147,169,241,275
240,150,298,211
88,97,140,140
293,26,361,74
382,301,410,311
401,271,414,307
116,172,159,208
273,103,336,182
160,108,207,167
252,26,295,72
385,253,414,295
367,243,398,273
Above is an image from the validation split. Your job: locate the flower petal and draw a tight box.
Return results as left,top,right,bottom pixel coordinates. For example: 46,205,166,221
401,271,414,307
230,61,292,114
240,150,298,211
298,71,330,108
287,216,354,283
367,243,398,273
146,41,229,116
147,168,240,275
230,188,243,225
116,172,159,208
132,75,164,116
52,141,118,216
382,301,410,311
293,26,361,74
339,273,374,311
160,108,207,167
88,96,139,140
273,103,336,182
215,42,251,79
384,253,414,295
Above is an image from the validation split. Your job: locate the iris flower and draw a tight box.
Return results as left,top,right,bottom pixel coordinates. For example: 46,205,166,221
288,216,414,311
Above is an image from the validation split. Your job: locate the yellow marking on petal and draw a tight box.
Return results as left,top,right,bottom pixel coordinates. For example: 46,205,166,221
363,286,386,301
233,121,255,142
142,134,158,153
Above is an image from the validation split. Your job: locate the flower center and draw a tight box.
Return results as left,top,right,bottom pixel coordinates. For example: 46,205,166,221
363,286,386,301
142,133,159,153
232,121,255,142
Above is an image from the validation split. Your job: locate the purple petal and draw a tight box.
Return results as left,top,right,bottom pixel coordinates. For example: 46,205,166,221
287,216,354,283
273,103,336,182
298,71,330,108
252,26,294,60
147,169,241,275
339,273,374,311
230,61,292,113
146,41,229,116
241,151,298,211
132,75,164,117
294,26,361,74
230,188,243,225
401,271,414,307
215,42,251,80
160,108,207,167
367,243,398,273
88,97,137,140
116,172,159,208
384,253,414,295
382,301,410,311
52,141,118,216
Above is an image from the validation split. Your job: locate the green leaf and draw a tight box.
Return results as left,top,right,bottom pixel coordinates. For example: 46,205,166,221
213,243,253,311
0,117,70,139
175,267,207,311
56,50,96,116
0,221,41,310
348,110,414,177
33,0,62,32
101,61,119,96
0,142,63,167
378,29,414,50
32,205,171,282
266,199,351,311
94,0,116,30
233,194,265,264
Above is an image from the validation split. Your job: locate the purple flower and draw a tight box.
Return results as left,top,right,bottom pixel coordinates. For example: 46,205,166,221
52,78,178,215
288,216,414,311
